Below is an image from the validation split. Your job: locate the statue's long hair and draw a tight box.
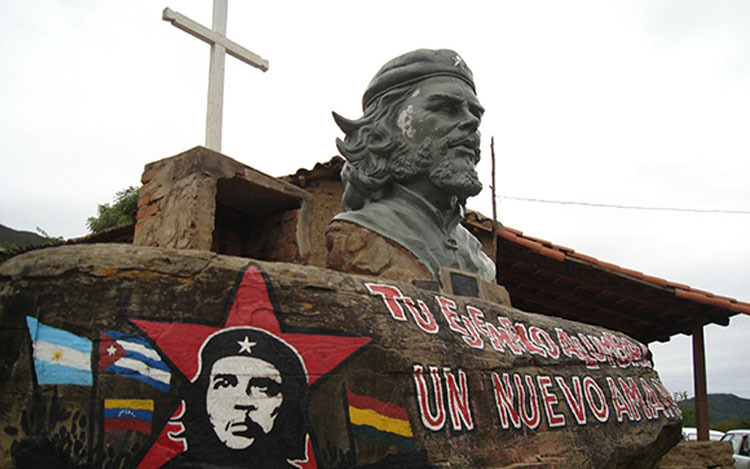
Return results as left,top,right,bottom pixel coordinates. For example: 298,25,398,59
334,83,432,211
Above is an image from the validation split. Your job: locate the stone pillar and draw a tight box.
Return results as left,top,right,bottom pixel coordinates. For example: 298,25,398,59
134,146,312,262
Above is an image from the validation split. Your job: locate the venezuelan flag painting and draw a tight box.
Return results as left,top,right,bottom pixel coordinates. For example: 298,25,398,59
345,385,415,450
104,399,153,435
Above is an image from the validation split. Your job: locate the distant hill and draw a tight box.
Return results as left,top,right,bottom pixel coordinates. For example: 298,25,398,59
0,223,46,250
678,393,750,427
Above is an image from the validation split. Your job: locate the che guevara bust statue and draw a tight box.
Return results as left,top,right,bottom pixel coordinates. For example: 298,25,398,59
326,49,495,283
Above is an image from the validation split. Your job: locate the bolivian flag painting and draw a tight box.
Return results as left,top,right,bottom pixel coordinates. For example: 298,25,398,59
344,385,415,450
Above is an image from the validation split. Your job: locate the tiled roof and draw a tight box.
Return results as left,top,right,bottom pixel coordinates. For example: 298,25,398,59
498,226,750,315
282,156,344,187
464,212,749,343
68,221,135,245
0,222,136,265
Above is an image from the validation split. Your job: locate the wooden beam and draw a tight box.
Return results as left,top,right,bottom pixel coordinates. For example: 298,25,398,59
498,248,676,324
563,255,732,328
503,282,653,341
498,243,728,334
498,269,662,330
692,326,709,441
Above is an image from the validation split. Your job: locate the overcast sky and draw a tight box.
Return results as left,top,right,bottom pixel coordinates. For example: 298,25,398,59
1,1,748,400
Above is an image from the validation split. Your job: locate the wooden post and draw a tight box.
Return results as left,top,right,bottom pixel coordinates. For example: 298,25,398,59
692,325,709,440
490,136,498,283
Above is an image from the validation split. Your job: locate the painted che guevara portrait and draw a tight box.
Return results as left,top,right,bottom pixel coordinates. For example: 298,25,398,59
165,327,309,468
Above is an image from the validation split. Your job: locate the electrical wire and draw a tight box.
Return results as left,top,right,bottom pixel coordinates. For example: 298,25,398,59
496,196,750,214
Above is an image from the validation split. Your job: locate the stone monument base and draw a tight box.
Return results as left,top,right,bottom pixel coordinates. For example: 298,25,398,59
1,245,680,468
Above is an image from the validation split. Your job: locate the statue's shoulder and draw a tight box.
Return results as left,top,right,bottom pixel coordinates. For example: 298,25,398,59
454,222,484,248
325,219,432,282
452,223,495,281
332,199,417,238
333,198,403,223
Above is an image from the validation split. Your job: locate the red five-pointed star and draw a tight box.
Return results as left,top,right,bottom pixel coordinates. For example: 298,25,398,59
132,264,372,468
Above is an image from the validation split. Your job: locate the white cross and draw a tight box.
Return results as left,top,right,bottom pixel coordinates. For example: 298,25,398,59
163,0,269,152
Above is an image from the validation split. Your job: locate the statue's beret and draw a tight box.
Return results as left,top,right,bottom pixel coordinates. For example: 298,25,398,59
362,49,475,110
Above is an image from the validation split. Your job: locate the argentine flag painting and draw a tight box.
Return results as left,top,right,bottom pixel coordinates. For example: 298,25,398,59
98,330,170,392
26,316,93,386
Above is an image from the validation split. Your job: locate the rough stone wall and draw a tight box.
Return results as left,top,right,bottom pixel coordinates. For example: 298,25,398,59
296,179,344,268
257,208,300,262
1,245,682,468
134,146,313,263
658,441,735,468
135,161,217,250
211,203,253,256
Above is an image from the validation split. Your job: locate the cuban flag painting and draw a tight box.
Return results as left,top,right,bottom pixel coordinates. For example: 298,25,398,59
26,316,93,386
98,330,171,392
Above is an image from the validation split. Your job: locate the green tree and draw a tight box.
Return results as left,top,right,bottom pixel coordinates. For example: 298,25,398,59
86,186,140,233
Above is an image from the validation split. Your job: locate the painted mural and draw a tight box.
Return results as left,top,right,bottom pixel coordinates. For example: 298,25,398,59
132,266,374,467
365,282,682,435
2,255,681,468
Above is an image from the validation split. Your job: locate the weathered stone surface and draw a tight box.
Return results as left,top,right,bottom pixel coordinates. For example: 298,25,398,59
326,219,434,282
134,146,313,263
1,245,681,468
657,441,734,469
283,162,347,269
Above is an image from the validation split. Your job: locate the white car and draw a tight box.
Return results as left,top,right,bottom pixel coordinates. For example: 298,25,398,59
681,426,726,441
721,430,750,469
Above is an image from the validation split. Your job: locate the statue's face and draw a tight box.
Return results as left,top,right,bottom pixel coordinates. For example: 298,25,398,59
396,76,484,198
205,355,283,450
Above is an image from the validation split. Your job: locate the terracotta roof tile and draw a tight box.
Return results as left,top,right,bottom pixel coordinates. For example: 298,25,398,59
730,302,750,314
551,243,576,253
539,246,565,262
641,275,669,287
524,235,554,247
675,289,734,309
618,267,644,279
569,252,599,263
514,236,545,252
596,261,622,272
498,230,518,242
689,288,714,298
463,211,496,232
666,280,692,291
714,294,736,303
283,156,344,186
